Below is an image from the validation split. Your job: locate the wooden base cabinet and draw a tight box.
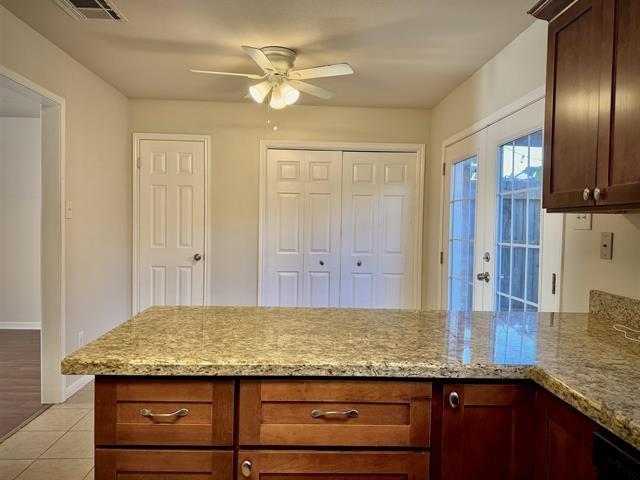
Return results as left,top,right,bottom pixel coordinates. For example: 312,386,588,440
534,390,598,480
95,449,233,480
440,384,536,480
237,451,429,480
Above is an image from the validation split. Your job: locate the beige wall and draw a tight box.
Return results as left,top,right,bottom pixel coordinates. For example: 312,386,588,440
0,5,130,378
130,100,430,305
425,19,640,312
0,117,42,328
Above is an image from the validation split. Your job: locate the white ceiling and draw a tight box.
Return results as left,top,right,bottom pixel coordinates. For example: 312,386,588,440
0,0,535,108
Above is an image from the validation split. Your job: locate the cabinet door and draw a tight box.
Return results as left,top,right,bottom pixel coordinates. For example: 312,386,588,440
534,390,597,480
595,0,640,206
236,450,429,480
441,384,535,480
543,0,603,209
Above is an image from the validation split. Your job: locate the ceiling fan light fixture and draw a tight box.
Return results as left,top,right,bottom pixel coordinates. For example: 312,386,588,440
269,86,287,110
249,80,272,103
281,82,300,105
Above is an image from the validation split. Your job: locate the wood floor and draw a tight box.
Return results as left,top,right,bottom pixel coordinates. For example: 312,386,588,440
0,330,43,441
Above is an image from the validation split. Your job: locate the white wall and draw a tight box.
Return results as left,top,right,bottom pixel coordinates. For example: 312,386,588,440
0,5,130,385
0,116,42,328
130,100,430,305
425,19,640,312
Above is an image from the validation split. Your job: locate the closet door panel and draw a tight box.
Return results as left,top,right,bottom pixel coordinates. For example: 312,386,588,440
303,150,342,307
264,150,305,306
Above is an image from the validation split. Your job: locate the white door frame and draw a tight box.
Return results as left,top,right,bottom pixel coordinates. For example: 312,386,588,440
132,133,212,314
438,86,565,310
0,64,67,404
258,140,426,309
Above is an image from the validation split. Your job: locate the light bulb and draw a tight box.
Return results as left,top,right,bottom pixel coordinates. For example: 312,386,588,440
249,80,272,103
281,82,300,105
269,86,287,110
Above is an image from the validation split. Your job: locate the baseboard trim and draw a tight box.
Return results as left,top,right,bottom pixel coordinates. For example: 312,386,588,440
0,322,41,330
64,375,94,400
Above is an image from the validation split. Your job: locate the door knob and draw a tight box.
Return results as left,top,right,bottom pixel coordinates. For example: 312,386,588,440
241,460,252,478
193,253,202,261
476,272,490,283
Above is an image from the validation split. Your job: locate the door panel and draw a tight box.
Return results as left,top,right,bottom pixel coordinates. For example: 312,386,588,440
442,131,485,311
442,384,535,480
596,0,640,206
138,139,206,311
543,0,602,209
264,149,341,307
341,152,416,308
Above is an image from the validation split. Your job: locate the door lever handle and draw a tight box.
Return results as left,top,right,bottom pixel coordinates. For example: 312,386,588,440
476,272,490,283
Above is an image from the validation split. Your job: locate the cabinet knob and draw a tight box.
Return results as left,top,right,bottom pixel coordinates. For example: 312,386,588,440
319,260,324,266
193,253,202,261
449,391,461,409
583,188,592,201
594,187,603,202
356,261,362,267
241,460,252,478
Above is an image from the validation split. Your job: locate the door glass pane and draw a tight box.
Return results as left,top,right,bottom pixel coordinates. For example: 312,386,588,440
495,130,543,312
448,156,477,311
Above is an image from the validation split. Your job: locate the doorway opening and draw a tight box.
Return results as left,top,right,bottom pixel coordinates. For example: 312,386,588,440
0,66,66,436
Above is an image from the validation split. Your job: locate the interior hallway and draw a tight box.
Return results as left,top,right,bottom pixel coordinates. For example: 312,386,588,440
0,330,43,441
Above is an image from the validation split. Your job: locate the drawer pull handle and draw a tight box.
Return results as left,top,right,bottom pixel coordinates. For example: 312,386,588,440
140,408,189,418
310,409,359,419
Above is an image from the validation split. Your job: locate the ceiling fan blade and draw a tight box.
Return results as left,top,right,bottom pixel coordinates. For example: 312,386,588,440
190,69,263,80
289,63,354,80
289,80,334,99
241,46,276,73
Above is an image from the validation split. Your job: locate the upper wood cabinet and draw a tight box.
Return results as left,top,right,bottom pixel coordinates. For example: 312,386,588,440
537,0,640,211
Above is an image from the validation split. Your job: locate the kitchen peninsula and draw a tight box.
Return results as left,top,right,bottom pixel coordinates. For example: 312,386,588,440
62,292,640,479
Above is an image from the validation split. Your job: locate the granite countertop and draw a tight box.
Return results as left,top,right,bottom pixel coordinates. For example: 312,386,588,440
62,303,640,450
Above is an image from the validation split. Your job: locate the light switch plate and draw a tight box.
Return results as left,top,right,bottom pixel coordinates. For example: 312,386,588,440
600,232,614,260
574,213,592,230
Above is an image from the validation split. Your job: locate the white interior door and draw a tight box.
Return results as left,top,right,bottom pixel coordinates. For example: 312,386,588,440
341,152,416,308
137,138,206,311
263,149,341,307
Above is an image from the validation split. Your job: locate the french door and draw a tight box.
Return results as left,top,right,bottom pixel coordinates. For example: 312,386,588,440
442,100,563,312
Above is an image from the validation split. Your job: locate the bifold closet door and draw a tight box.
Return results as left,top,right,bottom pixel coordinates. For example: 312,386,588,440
263,149,342,307
340,152,416,308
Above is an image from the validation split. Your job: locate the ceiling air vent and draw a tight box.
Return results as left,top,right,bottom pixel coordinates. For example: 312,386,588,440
52,0,126,21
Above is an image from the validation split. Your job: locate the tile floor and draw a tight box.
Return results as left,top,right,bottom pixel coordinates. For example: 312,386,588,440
0,381,94,480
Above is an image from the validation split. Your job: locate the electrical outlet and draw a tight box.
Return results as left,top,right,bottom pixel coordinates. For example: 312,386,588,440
78,330,85,347
574,213,592,230
600,232,614,260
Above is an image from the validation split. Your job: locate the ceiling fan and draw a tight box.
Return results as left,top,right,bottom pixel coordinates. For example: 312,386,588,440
191,46,354,109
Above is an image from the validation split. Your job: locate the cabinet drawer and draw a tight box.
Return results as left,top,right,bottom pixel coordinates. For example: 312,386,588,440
239,380,431,447
95,378,234,446
96,449,232,480
237,450,428,480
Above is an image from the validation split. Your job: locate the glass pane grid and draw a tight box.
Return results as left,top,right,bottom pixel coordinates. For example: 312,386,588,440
448,156,477,311
495,131,543,313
